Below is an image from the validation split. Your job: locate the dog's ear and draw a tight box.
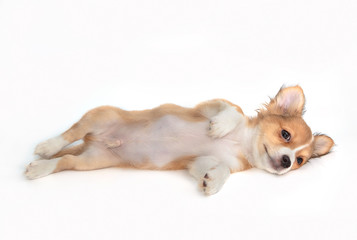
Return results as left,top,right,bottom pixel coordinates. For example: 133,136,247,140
266,86,305,116
311,134,334,158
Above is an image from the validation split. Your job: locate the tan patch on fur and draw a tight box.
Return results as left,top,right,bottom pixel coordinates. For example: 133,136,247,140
127,156,195,170
161,155,196,170
103,156,196,171
291,145,313,170
120,104,207,123
53,153,125,173
258,115,312,150
230,153,252,173
62,104,208,144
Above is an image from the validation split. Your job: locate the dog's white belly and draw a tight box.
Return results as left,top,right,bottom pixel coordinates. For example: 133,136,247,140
106,115,239,167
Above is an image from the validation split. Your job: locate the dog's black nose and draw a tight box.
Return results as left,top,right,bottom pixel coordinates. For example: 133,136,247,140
281,155,291,168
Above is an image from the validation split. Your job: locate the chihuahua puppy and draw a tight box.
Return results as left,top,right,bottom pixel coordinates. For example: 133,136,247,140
26,86,334,195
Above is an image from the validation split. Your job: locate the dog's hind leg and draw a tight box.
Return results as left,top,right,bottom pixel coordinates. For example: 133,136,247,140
26,145,124,179
52,143,86,158
34,106,121,159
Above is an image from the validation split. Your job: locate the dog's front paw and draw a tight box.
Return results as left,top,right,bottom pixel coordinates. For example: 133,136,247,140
208,117,233,138
35,136,68,159
208,107,243,138
200,168,229,196
25,159,59,180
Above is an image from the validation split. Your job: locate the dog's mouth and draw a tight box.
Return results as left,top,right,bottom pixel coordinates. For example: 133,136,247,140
263,144,280,171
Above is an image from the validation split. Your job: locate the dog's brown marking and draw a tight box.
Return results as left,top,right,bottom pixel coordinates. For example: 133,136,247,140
291,145,313,170
161,155,196,170
230,153,252,173
53,153,125,173
258,115,313,150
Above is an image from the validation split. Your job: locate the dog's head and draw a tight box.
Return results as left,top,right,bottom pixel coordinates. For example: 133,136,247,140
251,86,334,175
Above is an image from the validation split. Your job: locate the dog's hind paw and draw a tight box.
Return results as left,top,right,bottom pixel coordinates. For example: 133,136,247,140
35,136,68,159
25,159,59,180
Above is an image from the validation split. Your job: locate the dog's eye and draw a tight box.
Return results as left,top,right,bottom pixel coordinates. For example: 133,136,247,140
281,129,291,142
297,157,303,165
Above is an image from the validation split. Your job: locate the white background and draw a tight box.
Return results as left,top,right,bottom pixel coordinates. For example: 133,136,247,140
1,0,356,239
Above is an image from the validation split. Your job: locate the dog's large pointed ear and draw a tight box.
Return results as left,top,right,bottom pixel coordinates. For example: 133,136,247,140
266,86,305,116
312,134,334,158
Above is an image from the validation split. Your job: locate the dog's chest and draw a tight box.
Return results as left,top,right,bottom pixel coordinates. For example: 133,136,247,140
107,115,245,167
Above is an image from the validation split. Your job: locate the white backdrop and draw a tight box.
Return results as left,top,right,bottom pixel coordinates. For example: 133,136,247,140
1,0,356,239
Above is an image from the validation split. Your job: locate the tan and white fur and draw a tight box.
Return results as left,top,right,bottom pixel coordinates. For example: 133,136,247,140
26,86,334,195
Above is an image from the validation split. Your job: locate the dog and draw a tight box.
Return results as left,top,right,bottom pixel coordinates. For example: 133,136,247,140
25,86,334,195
